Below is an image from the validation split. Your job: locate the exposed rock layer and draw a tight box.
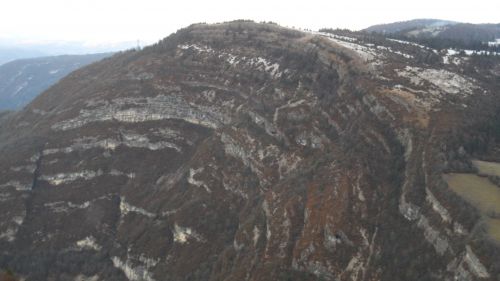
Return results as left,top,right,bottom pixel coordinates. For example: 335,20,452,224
0,21,499,281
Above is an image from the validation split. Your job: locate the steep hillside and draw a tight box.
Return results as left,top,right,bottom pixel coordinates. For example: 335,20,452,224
0,53,112,110
0,21,499,281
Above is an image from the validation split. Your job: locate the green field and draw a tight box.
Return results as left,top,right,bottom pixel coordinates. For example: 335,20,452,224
472,160,500,177
444,173,500,241
486,218,500,242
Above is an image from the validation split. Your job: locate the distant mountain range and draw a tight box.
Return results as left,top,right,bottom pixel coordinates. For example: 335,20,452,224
364,19,500,50
364,19,457,34
0,47,47,66
0,40,136,66
0,53,112,111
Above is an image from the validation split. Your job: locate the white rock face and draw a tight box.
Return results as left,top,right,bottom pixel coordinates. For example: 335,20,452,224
40,169,134,186
426,188,452,223
10,164,36,173
0,228,16,242
187,168,211,193
45,200,91,213
76,236,102,251
452,245,491,279
463,246,490,278
344,253,364,281
362,94,395,121
42,138,119,155
173,224,205,244
40,132,179,156
111,256,156,281
120,197,155,218
397,129,451,256
40,170,102,185
253,226,260,247
397,66,478,97
220,133,266,187
262,199,273,254
0,193,11,202
109,170,136,179
0,180,32,191
247,110,281,139
52,94,230,131
74,274,99,281
12,215,25,226
121,133,182,152
417,216,450,255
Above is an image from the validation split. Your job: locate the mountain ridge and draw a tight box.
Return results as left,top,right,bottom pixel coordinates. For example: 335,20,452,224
364,19,500,51
0,53,113,111
0,21,499,281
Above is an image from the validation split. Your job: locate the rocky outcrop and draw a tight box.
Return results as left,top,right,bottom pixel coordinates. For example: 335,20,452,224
0,21,498,281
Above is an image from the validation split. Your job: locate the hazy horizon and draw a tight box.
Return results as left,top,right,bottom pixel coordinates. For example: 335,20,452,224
1,0,499,47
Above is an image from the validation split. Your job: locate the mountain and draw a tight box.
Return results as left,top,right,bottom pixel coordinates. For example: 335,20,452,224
0,47,47,66
0,53,113,111
364,19,458,34
364,19,500,50
0,21,500,281
0,41,136,66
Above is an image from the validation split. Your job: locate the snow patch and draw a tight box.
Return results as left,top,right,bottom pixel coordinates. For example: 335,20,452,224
488,39,500,46
387,38,430,50
178,44,215,53
178,44,283,78
248,57,282,78
322,34,377,61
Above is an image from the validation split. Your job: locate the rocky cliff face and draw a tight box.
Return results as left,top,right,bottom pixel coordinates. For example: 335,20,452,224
0,21,499,281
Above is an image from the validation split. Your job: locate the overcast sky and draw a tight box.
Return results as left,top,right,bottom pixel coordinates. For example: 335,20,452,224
2,0,499,46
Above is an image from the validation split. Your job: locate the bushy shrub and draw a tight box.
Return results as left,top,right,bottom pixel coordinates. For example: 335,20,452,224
0,269,18,281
